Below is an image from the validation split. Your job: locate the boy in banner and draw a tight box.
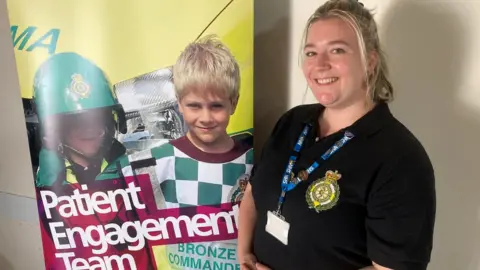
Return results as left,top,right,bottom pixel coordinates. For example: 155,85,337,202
128,35,254,269
33,52,153,269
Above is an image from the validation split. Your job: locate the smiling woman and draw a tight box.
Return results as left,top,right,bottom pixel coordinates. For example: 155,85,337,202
302,18,371,108
237,0,436,270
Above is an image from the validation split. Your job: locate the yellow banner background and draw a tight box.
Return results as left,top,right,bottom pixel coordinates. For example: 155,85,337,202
7,0,253,134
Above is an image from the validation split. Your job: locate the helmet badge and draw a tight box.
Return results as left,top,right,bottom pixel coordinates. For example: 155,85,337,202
70,74,90,99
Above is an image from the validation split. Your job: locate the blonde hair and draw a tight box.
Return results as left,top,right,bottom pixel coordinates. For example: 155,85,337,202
301,0,393,103
173,34,240,101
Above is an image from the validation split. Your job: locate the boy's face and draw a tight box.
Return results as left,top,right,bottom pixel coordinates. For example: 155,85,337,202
178,89,237,146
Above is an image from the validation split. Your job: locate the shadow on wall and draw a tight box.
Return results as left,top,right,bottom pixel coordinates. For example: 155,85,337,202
382,1,478,270
0,255,13,270
0,230,14,270
253,0,291,159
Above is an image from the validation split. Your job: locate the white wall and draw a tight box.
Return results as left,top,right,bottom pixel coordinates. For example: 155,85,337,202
1,0,478,269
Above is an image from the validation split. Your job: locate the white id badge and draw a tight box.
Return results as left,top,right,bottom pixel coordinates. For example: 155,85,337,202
266,211,290,245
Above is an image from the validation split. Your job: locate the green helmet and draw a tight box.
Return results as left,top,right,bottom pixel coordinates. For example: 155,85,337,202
33,52,126,134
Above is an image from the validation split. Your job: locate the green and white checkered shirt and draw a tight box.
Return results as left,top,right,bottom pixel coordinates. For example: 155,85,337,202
147,136,253,208
124,135,254,269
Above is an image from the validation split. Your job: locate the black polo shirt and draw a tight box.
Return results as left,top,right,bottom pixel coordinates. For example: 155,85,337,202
249,102,435,270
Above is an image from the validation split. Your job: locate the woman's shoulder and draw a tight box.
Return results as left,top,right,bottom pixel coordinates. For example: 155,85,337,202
283,103,322,120
274,104,322,129
388,118,428,152
376,116,433,174
263,104,322,140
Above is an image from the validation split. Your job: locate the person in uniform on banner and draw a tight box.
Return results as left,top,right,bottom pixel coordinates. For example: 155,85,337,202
32,52,154,269
34,52,130,188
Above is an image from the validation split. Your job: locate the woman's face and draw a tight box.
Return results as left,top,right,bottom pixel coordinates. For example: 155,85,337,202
302,17,373,109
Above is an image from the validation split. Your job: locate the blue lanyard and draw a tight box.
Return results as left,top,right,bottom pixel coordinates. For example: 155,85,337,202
275,123,354,215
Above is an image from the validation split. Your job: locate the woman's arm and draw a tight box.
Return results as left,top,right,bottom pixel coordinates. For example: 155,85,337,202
237,183,257,265
360,262,392,270
365,148,435,270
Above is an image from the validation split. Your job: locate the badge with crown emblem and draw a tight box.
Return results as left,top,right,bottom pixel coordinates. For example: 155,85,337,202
69,73,90,98
306,170,342,212
228,174,250,204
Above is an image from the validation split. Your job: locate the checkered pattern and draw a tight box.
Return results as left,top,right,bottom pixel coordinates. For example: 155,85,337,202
150,143,254,209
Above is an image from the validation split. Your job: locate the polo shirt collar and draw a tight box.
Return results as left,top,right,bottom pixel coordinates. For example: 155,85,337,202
304,102,394,139
349,102,394,138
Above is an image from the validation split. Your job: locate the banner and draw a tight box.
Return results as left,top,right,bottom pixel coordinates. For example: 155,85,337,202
7,1,253,269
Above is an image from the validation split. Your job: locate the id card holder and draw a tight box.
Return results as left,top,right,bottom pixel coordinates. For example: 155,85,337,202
266,211,290,245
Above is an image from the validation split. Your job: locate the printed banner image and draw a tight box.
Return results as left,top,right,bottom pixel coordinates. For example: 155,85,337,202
7,1,253,269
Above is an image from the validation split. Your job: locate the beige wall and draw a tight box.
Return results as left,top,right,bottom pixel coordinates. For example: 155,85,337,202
0,0,478,269
0,0,44,268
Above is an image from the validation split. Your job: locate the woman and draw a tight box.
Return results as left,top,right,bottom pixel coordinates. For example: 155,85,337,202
238,1,436,270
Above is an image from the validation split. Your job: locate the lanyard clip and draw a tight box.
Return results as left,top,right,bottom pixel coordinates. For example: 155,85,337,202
275,190,286,216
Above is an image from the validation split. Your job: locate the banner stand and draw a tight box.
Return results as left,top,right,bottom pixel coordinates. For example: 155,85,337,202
7,1,253,269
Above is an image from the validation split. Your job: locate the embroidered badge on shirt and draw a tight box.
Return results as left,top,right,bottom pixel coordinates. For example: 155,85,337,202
228,173,249,204
306,170,341,212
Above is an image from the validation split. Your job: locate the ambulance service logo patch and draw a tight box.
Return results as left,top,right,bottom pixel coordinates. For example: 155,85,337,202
70,73,91,98
306,170,341,212
228,174,249,204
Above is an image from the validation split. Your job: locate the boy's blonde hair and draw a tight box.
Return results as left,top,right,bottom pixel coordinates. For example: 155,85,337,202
301,0,394,103
173,35,240,101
